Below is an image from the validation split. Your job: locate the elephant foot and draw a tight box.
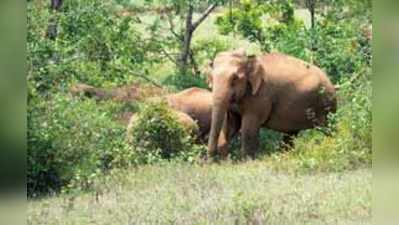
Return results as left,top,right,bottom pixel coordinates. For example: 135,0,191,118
210,155,223,163
238,150,256,161
203,151,220,163
240,155,256,162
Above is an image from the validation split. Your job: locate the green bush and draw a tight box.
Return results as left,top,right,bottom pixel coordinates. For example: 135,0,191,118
27,94,133,196
127,101,204,163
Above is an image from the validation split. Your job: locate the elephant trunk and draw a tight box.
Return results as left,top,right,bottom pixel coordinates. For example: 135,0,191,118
208,99,229,158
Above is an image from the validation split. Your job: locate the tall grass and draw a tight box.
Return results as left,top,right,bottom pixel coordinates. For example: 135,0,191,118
28,163,371,225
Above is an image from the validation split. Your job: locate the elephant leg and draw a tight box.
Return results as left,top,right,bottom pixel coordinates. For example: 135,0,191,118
217,127,229,159
227,111,241,140
216,114,231,159
217,112,241,159
241,115,261,159
240,98,271,159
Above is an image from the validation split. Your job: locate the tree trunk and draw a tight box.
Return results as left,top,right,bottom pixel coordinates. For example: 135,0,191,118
306,0,317,63
306,0,316,29
178,3,194,75
189,49,200,75
310,4,315,29
177,3,217,76
50,0,63,11
46,0,64,40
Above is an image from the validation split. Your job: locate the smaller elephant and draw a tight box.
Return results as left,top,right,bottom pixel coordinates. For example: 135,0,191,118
165,87,241,157
126,109,200,143
127,87,241,158
165,87,213,140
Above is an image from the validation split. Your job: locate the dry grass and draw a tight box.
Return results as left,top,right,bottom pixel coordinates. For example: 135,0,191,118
28,162,371,225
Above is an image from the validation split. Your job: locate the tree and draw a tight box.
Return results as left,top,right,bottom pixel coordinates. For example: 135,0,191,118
46,0,64,40
305,0,316,29
51,0,63,10
178,1,218,75
150,0,225,76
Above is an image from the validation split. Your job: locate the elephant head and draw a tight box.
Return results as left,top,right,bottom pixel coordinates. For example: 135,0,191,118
207,49,264,157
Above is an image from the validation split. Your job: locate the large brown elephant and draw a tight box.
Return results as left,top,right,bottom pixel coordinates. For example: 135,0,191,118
207,49,337,158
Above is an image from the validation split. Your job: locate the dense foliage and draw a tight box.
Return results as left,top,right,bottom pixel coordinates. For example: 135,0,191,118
127,102,204,163
27,94,132,195
27,0,152,195
28,0,372,196
215,0,371,82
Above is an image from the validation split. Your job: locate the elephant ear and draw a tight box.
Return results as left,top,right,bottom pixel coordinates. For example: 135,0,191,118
246,55,264,95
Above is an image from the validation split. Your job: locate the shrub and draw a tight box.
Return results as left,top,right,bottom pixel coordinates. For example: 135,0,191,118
127,101,204,163
27,94,133,196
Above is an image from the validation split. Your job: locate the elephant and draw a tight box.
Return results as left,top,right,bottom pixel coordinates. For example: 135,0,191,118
69,83,220,140
70,82,164,102
165,87,213,140
70,82,241,157
127,87,241,157
126,108,200,142
207,49,337,159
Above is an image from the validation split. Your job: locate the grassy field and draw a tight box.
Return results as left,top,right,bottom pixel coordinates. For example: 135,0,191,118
28,162,371,225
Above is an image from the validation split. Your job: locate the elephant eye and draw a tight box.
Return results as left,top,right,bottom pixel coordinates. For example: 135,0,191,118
232,73,239,82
